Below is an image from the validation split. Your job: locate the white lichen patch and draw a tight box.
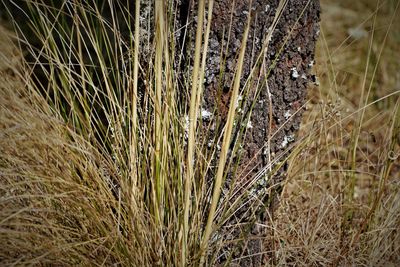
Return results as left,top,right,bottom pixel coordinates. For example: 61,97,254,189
281,136,289,148
201,109,212,121
265,4,270,12
207,141,213,149
281,134,295,148
291,67,299,79
301,73,307,80
284,110,292,120
308,60,314,68
263,147,268,156
246,120,253,129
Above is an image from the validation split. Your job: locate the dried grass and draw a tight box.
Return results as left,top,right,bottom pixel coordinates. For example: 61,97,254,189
0,0,399,266
266,0,400,265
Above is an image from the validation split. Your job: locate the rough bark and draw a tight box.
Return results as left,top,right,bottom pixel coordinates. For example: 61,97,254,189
178,0,320,265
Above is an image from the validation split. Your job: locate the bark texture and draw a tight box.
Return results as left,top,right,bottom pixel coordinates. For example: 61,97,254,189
178,0,321,265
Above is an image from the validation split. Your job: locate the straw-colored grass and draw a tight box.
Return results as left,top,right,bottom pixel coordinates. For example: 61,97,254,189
264,0,400,265
0,0,399,266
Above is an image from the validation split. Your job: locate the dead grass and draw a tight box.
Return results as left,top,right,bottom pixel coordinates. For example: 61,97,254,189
0,25,148,266
268,0,400,266
0,0,399,266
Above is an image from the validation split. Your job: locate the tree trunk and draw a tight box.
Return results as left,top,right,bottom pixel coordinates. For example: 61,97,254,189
179,0,320,265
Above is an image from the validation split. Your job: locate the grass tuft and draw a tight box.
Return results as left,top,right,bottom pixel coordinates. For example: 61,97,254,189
0,0,399,266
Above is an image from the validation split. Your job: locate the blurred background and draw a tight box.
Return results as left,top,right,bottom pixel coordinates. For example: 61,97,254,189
277,0,400,265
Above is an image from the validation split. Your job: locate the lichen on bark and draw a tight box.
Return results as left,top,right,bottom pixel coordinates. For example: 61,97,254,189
177,0,321,264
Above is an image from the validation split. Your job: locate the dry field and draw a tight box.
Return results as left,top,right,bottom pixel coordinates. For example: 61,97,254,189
0,0,399,266
273,0,400,265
